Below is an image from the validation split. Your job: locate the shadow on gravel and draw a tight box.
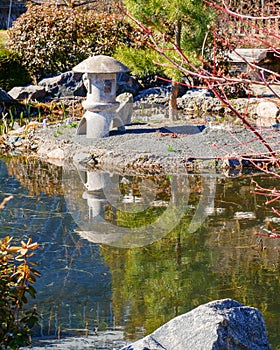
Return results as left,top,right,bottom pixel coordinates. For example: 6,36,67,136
109,124,205,136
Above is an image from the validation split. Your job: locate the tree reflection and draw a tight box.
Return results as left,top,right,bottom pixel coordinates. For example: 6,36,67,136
2,157,280,347
100,175,280,347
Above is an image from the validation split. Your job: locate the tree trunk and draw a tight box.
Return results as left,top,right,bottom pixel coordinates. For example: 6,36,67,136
175,20,182,47
169,20,182,120
169,81,179,120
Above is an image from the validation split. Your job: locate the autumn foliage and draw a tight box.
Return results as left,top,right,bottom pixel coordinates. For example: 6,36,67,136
0,196,40,349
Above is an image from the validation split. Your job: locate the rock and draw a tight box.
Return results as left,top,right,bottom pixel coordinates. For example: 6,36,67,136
38,71,86,99
5,136,22,148
256,100,280,127
47,148,65,160
135,86,170,102
117,72,142,96
38,71,140,100
182,88,214,98
0,88,15,116
0,88,14,102
13,139,23,147
8,85,46,101
122,299,271,350
111,92,133,130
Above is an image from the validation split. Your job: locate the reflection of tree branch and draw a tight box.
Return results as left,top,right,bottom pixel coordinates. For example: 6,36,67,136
251,180,280,206
254,223,280,238
0,195,13,209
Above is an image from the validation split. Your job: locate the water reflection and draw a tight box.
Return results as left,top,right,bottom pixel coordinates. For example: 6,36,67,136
1,158,280,348
62,165,216,247
0,158,113,338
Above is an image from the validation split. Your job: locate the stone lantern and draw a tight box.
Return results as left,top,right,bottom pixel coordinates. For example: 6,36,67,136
73,55,129,138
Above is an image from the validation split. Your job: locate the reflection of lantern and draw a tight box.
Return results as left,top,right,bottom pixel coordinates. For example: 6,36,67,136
78,171,107,219
73,55,129,138
63,166,191,248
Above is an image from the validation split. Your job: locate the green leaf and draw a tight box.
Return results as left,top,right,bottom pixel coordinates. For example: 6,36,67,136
26,285,36,299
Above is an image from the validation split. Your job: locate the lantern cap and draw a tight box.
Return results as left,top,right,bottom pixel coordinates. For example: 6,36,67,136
73,55,129,74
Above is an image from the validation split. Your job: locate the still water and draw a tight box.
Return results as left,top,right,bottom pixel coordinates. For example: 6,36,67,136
1,157,280,348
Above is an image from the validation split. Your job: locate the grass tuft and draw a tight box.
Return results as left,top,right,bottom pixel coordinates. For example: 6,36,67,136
0,30,7,48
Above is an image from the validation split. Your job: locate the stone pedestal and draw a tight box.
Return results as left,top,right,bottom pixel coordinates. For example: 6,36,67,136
77,108,118,138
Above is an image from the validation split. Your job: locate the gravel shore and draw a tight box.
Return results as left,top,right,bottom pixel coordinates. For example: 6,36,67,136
32,118,280,174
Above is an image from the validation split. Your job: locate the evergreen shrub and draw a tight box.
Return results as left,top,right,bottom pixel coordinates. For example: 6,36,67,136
115,47,164,78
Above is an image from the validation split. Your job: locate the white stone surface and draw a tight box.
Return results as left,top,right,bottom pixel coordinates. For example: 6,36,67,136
256,101,279,127
122,299,271,350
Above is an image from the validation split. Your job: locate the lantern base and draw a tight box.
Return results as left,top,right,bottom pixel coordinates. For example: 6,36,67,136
76,111,112,138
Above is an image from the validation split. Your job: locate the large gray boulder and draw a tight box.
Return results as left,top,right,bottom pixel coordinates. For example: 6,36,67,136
0,88,14,103
116,72,141,96
8,85,46,101
0,88,18,116
122,299,271,350
38,71,140,100
38,71,86,99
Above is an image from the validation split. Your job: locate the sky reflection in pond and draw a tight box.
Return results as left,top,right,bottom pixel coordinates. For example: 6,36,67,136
0,158,280,348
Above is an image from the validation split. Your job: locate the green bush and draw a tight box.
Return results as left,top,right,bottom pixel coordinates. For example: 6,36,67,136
7,2,147,82
0,51,31,91
115,47,164,78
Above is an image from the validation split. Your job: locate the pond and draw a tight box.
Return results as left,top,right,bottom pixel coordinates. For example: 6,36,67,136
0,157,280,349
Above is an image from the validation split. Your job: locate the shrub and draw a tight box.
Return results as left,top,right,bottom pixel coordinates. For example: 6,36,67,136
115,47,165,78
0,234,40,349
0,51,31,91
7,2,147,82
